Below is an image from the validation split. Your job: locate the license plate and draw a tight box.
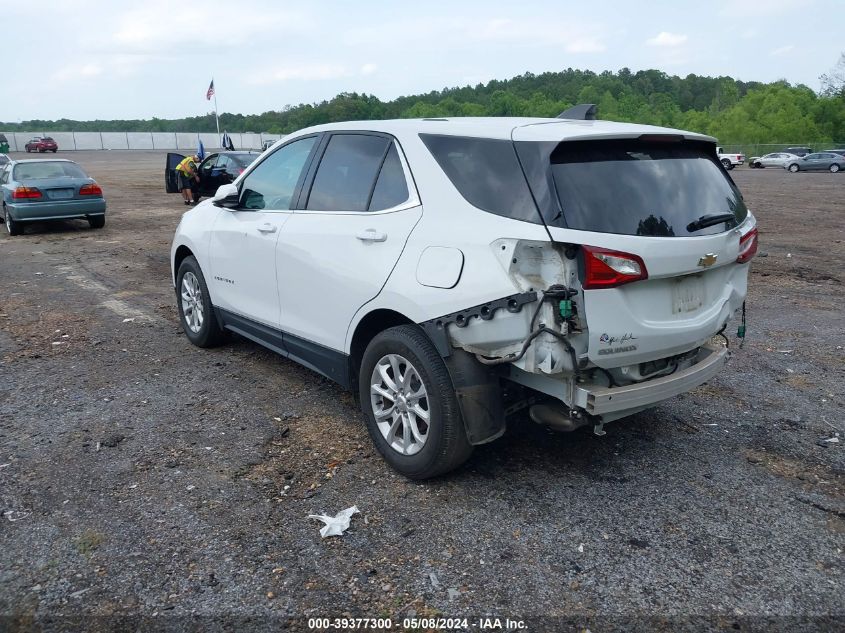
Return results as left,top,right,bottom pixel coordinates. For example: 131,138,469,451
672,275,704,314
47,189,73,200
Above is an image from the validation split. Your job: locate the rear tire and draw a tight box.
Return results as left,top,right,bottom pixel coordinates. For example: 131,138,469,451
830,164,840,173
51,149,57,153
788,163,799,173
4,206,21,236
721,158,733,170
358,325,473,479
175,255,227,348
88,215,105,229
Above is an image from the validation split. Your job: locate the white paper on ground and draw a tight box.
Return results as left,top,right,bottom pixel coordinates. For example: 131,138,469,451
308,505,360,538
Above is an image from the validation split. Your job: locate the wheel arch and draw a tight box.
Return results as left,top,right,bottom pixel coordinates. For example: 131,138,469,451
172,244,195,285
348,309,415,384
348,307,506,446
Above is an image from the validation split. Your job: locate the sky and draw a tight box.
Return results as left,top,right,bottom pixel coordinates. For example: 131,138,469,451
1,0,840,122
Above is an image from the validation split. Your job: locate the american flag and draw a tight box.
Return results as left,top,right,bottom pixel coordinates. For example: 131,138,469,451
206,79,215,101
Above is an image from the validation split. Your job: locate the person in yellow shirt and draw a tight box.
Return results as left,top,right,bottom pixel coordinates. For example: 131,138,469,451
176,155,201,205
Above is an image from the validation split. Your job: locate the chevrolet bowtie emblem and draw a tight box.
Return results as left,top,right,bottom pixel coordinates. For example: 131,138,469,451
698,253,718,267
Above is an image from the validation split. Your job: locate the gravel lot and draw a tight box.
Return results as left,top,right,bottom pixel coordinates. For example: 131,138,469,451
0,151,843,632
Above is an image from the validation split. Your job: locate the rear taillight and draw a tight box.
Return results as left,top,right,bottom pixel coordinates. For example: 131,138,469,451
79,183,103,196
12,186,42,199
582,246,648,289
737,227,758,263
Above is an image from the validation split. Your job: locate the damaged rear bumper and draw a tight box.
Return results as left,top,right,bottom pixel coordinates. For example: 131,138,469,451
573,343,730,416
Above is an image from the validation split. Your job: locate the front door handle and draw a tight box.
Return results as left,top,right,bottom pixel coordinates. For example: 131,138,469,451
356,228,387,242
257,223,277,234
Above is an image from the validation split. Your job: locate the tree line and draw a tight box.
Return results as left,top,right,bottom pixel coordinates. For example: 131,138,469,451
4,67,844,145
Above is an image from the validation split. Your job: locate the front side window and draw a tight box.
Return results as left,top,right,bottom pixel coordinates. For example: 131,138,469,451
548,139,748,237
306,134,390,211
240,136,317,210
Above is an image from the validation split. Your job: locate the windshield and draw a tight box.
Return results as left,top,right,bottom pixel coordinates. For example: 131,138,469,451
13,162,88,180
547,139,748,237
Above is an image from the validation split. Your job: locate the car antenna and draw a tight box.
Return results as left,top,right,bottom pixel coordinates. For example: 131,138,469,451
556,104,597,120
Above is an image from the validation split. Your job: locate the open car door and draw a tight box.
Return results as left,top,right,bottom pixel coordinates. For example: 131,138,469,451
165,153,185,193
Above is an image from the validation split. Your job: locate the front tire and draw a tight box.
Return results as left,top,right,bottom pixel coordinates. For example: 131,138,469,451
359,325,473,479
4,206,21,236
175,255,226,348
788,163,799,173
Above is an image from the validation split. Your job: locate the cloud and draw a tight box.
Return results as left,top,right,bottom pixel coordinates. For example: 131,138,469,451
344,16,606,53
360,63,378,76
51,63,103,82
646,32,688,47
110,2,310,52
770,45,794,57
719,0,806,17
566,37,606,53
473,17,606,52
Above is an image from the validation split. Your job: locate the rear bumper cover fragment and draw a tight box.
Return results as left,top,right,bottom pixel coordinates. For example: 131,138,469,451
575,343,729,415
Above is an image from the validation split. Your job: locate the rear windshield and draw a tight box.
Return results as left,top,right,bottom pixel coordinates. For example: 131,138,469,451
13,162,88,180
232,153,258,166
549,140,748,237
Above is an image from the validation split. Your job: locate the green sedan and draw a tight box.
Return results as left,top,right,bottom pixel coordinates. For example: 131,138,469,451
0,159,106,236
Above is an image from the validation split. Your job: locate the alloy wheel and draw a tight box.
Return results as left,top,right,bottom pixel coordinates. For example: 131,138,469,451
180,271,204,333
370,354,430,456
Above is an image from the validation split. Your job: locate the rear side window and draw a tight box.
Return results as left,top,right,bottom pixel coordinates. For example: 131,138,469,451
368,144,409,211
549,139,748,237
307,134,390,211
420,134,539,223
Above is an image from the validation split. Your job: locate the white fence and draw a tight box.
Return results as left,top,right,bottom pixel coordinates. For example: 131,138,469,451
1,131,284,152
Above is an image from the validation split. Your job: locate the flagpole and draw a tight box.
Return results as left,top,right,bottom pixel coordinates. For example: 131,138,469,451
213,92,220,142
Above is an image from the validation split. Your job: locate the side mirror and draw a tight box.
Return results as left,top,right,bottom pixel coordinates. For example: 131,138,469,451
212,183,239,208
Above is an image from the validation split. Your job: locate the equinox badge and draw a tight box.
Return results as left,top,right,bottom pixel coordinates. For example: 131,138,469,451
697,253,718,268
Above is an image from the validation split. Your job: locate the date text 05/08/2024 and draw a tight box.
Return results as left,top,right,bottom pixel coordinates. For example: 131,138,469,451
307,617,527,630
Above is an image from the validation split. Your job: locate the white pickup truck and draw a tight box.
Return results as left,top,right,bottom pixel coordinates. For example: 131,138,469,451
717,146,745,170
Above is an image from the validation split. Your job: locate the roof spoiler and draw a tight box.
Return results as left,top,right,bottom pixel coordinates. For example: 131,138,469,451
556,103,597,120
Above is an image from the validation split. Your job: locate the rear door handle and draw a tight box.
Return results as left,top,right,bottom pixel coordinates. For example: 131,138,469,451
356,228,387,242
257,223,277,234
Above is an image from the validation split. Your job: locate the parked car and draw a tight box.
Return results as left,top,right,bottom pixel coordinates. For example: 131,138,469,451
171,115,757,479
24,137,58,153
716,146,744,169
784,152,845,173
823,149,845,157
749,152,800,168
782,146,812,157
165,151,260,202
0,159,106,235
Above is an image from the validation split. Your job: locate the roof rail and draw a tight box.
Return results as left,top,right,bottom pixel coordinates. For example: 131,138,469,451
556,103,597,120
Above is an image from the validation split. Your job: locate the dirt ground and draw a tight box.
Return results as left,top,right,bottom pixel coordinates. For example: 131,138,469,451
0,151,842,632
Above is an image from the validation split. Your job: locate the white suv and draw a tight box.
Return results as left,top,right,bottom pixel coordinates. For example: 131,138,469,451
171,113,758,479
